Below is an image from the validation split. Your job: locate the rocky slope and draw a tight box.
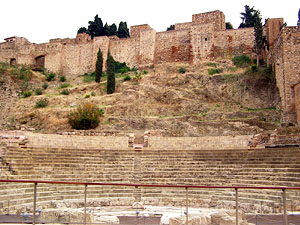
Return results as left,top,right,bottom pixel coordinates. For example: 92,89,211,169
0,60,283,136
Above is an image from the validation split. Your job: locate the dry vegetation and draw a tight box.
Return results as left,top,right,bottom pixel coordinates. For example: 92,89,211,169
0,59,287,136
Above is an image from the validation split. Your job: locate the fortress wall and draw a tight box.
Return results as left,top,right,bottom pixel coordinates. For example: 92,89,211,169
192,10,225,31
213,28,255,58
266,18,284,48
190,24,214,64
130,24,152,38
281,27,300,123
174,22,193,30
110,37,140,68
154,30,191,64
295,83,300,125
139,28,156,66
148,135,252,150
92,36,110,72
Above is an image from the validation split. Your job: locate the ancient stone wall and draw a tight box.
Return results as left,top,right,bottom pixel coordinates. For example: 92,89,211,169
174,22,193,31
154,30,191,64
213,28,255,58
295,83,300,125
265,18,284,48
130,24,152,38
110,37,140,69
269,26,300,125
148,135,252,150
192,10,225,31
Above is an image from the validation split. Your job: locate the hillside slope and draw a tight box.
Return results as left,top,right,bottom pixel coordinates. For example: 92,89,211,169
0,60,282,136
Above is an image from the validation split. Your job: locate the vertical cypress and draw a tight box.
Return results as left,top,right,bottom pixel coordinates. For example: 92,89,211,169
106,51,115,94
95,48,103,83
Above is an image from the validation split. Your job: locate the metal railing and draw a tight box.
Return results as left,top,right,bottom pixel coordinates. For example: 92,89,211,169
1,179,300,225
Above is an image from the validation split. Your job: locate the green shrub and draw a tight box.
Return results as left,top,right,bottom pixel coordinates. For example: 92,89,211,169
123,74,131,81
60,89,70,95
208,68,223,75
85,94,90,98
232,55,252,67
251,64,258,72
91,92,96,96
35,98,49,108
23,91,32,98
59,83,71,89
206,62,217,68
142,70,148,74
178,67,186,74
114,61,130,74
42,83,48,90
35,88,43,95
59,75,66,82
46,73,56,81
68,103,102,130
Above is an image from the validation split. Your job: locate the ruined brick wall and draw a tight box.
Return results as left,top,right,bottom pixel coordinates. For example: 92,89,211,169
154,30,191,64
192,10,225,31
266,18,284,49
213,28,255,58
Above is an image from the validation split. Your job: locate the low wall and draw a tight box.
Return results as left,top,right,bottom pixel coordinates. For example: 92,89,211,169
25,132,129,150
147,135,252,150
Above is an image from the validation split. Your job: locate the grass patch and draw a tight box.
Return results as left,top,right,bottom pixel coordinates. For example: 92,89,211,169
208,68,223,75
35,98,49,108
232,55,252,68
246,107,277,112
59,83,71,89
206,62,217,68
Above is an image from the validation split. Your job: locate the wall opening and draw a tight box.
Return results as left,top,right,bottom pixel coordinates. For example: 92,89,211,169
35,55,45,68
10,58,16,66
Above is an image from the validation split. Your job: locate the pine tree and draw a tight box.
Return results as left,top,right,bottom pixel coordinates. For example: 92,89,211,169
106,51,115,94
95,48,103,83
167,25,175,31
239,5,256,28
117,22,130,38
108,23,118,36
226,22,233,29
88,15,104,39
103,23,110,36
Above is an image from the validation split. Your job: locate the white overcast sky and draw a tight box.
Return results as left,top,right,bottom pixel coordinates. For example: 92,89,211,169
0,0,299,44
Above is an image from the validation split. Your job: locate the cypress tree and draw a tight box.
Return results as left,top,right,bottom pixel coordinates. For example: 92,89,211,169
253,10,266,68
106,51,115,94
117,22,130,38
95,48,103,83
108,23,118,36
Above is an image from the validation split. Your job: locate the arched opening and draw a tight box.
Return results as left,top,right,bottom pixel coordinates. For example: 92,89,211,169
10,58,17,66
35,55,45,68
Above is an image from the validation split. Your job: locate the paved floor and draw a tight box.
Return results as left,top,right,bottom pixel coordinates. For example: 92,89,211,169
246,214,300,225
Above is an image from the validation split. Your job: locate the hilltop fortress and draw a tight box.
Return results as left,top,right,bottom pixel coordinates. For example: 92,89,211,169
0,10,300,126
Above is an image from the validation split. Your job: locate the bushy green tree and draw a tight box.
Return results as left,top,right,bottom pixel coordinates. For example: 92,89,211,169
117,22,130,38
88,14,104,39
106,51,115,94
95,48,103,83
77,27,88,34
108,23,118,36
239,5,256,28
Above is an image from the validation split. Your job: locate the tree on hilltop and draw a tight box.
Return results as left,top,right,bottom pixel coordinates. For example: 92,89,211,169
77,27,88,34
88,15,104,39
239,5,257,28
108,23,118,36
117,22,130,38
106,51,115,94
95,48,103,83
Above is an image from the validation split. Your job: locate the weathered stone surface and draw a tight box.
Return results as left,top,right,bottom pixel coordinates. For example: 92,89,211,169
39,208,93,224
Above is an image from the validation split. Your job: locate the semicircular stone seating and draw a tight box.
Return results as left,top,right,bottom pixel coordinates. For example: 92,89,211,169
1,133,300,215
